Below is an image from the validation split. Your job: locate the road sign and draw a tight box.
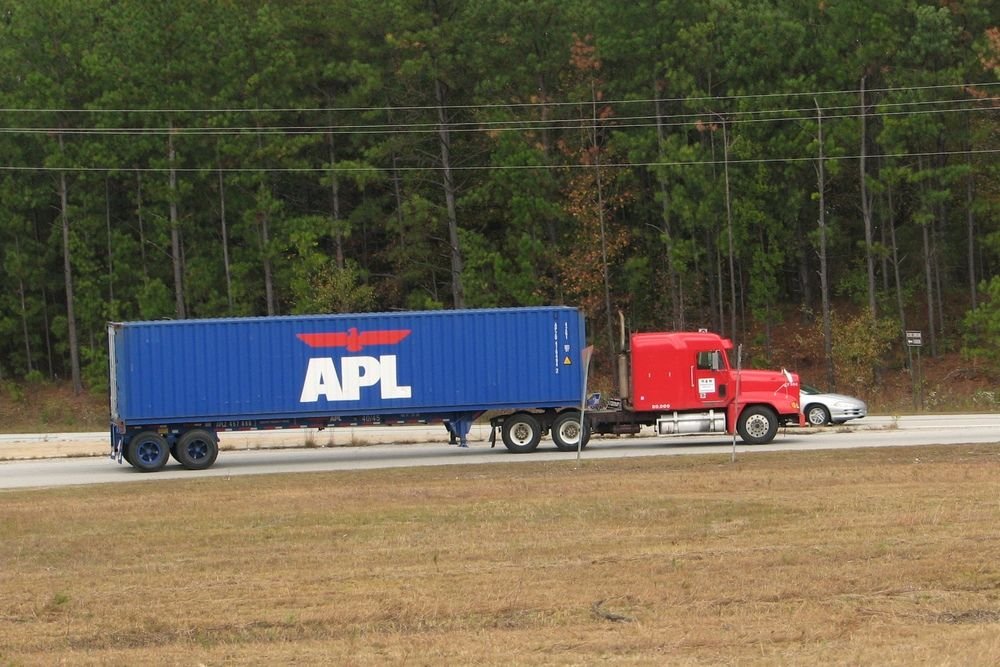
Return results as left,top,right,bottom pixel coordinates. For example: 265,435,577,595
906,330,923,347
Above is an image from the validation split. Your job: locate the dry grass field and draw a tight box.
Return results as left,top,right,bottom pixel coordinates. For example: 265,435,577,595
2,445,999,665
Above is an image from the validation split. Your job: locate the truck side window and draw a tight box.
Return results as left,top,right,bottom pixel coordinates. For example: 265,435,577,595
697,351,717,371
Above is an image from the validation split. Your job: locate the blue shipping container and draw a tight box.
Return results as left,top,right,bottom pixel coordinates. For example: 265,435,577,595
110,307,586,426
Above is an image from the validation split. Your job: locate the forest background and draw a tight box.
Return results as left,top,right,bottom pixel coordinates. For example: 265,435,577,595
1,0,999,414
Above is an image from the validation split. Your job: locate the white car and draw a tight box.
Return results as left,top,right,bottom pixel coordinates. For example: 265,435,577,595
801,384,868,426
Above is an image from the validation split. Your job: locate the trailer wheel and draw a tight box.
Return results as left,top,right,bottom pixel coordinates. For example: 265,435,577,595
737,406,779,445
174,429,219,470
502,413,542,453
126,431,170,472
551,412,590,451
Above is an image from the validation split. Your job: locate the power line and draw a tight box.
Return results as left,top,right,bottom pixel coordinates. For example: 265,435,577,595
0,81,994,116
1,148,995,174
0,97,994,136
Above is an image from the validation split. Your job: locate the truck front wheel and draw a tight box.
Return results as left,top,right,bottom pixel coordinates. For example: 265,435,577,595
737,406,778,445
174,429,219,470
126,431,170,472
502,413,542,453
551,412,590,451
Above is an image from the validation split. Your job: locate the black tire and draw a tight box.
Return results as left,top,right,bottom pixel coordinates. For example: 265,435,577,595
737,405,779,445
126,431,170,472
551,411,590,451
805,404,831,427
501,413,542,453
174,429,219,470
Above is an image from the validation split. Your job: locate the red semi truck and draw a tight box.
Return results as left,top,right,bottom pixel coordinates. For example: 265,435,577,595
491,327,803,452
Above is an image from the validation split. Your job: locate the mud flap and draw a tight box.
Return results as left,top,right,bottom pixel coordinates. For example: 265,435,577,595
109,428,125,464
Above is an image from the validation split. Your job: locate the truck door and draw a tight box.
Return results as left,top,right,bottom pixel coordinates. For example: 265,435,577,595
692,348,729,408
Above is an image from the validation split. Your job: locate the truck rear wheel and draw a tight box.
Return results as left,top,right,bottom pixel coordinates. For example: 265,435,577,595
737,406,778,445
126,431,170,472
502,413,542,453
174,429,219,470
551,411,590,451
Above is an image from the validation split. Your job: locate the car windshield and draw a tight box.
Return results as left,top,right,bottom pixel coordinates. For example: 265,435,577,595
801,384,822,395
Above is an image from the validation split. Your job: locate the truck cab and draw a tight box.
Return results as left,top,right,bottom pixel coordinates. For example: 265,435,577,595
630,332,735,412
609,330,802,444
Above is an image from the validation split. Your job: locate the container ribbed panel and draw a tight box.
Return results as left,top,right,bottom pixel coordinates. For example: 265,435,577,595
110,307,585,424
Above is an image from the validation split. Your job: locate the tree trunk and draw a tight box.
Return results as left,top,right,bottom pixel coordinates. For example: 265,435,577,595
168,123,186,318
105,178,114,312
536,72,560,281
328,124,345,270
922,218,936,357
32,210,55,377
259,194,275,316
915,157,936,357
703,128,721,332
537,72,552,155
654,89,682,329
253,125,276,316
859,76,877,317
815,101,834,390
797,215,813,324
58,134,82,395
966,150,977,311
392,160,404,245
218,166,233,311
434,78,465,309
721,118,736,339
707,228,721,333
136,170,148,280
14,235,34,375
879,202,890,293
757,226,773,363
934,201,945,340
887,182,907,344
592,82,616,382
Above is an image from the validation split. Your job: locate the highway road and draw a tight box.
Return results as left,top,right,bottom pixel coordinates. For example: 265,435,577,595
1,414,999,490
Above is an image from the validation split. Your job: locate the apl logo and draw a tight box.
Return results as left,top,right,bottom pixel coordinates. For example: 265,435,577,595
297,328,412,402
